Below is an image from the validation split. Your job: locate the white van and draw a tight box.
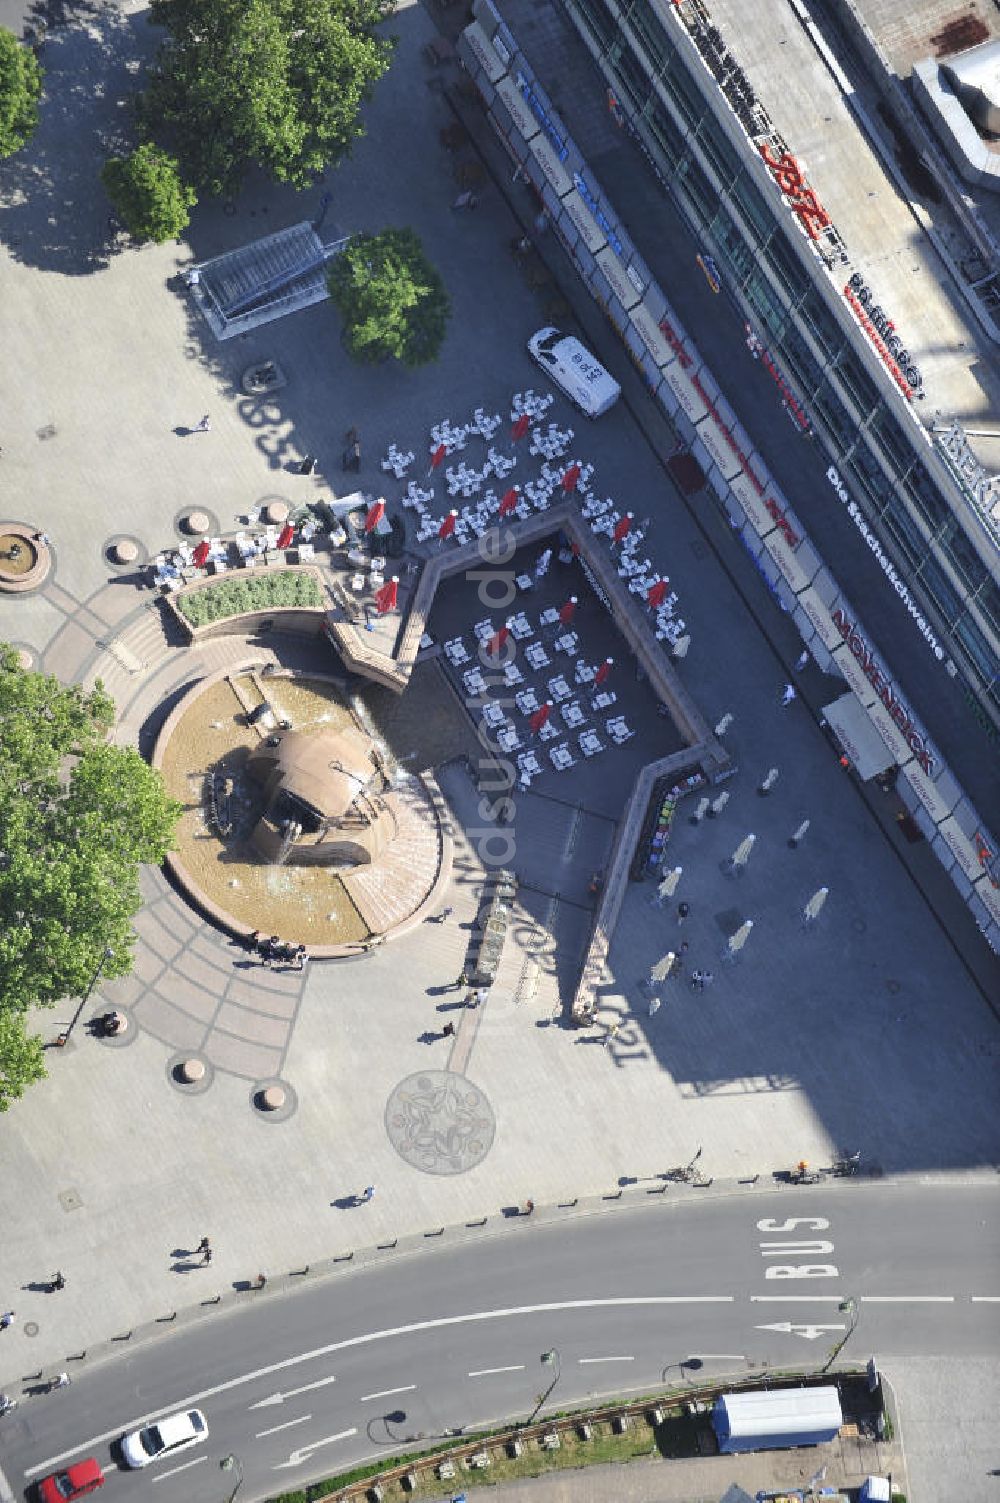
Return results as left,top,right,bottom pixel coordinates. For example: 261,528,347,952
527,327,621,418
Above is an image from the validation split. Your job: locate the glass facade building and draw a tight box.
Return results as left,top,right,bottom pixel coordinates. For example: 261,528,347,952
561,0,1000,738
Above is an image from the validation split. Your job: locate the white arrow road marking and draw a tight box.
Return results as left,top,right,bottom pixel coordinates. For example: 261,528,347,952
274,1427,358,1471
469,1365,525,1377
756,1321,845,1341
25,1296,733,1479
360,1385,418,1402
578,1355,635,1364
256,1415,313,1439
250,1375,337,1409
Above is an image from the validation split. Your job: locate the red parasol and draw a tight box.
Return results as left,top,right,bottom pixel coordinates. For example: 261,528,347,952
529,701,553,734
486,625,511,657
647,578,668,609
499,486,519,517
558,595,578,626
511,412,530,441
365,499,385,534
594,657,613,687
276,522,295,550
561,462,582,493
438,509,458,540
192,540,211,567
613,511,633,543
429,442,447,472
375,575,399,614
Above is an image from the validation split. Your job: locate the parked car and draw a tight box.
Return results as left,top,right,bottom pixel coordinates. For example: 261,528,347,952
527,327,621,417
37,1458,104,1501
120,1408,208,1468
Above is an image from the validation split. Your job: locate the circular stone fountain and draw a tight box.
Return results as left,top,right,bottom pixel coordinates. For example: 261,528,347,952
152,666,449,955
0,524,50,593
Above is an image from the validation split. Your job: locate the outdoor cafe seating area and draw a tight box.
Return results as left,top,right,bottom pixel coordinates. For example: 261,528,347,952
443,599,637,790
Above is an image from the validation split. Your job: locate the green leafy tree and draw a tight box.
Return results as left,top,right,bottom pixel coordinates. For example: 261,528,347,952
101,144,197,243
141,0,393,197
0,645,182,1109
0,26,43,159
327,228,450,367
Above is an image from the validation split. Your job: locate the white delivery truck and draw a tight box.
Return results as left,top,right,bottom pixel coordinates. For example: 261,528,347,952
527,327,621,417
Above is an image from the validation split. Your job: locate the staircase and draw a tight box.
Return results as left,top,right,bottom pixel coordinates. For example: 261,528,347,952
195,223,347,341
342,775,443,934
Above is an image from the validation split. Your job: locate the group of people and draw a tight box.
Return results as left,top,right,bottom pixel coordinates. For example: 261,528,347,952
247,932,308,970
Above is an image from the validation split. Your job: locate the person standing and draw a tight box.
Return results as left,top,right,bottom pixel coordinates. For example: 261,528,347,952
780,683,796,707
361,1185,374,1203
442,1021,456,1038
604,1020,621,1048
648,996,661,1017
197,1236,210,1256
0,1312,15,1331
193,414,211,434
50,1272,65,1292
794,649,809,672
677,901,690,925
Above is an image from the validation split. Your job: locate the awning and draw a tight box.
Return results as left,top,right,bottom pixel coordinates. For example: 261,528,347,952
822,692,894,781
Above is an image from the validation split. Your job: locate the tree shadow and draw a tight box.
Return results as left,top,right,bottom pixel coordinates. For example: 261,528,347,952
0,4,150,275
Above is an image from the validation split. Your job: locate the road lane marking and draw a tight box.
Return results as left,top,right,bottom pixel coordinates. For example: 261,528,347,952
273,1427,358,1471
578,1356,635,1364
751,1295,856,1302
858,1296,954,1303
24,1296,733,1478
970,1296,1000,1302
686,1353,746,1360
360,1385,418,1402
469,1365,526,1377
257,1415,313,1439
250,1375,337,1409
152,1456,207,1482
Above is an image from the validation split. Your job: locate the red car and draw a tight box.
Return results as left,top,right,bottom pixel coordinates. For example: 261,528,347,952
37,1458,104,1501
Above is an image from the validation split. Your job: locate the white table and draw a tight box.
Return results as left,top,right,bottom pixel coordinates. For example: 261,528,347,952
549,744,574,771
515,687,540,715
548,675,571,702
508,612,533,640
554,632,578,655
592,690,617,711
503,663,524,687
497,725,521,753
575,660,595,684
579,730,603,757
525,643,550,670
561,701,585,729
482,703,506,729
515,573,534,593
539,606,559,627
463,669,486,697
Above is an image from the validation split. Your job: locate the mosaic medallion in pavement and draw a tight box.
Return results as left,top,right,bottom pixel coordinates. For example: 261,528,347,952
385,1069,496,1175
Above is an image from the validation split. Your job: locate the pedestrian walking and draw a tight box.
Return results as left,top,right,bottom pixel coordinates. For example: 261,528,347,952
474,988,488,1008
197,1236,210,1255
52,1373,71,1390
0,1312,14,1331
780,683,797,706
193,414,211,433
648,996,661,1017
50,1272,65,1292
701,971,714,989
430,906,453,923
794,649,809,672
442,1021,456,1037
690,970,703,991
299,454,316,475
447,970,469,992
677,901,690,924
361,1185,374,1203
202,1246,213,1266
603,1020,621,1048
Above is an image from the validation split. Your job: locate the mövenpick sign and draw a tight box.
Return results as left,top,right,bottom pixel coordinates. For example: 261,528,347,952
831,608,936,774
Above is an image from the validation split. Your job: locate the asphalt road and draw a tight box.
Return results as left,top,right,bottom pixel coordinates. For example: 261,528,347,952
2,1181,996,1502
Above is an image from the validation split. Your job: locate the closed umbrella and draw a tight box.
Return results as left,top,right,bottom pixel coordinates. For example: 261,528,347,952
594,657,613,686
512,412,530,441
375,575,399,614
558,595,578,626
647,578,668,609
429,442,447,472
499,487,519,517
613,511,633,544
276,523,295,550
561,462,581,493
486,625,511,657
365,499,385,534
192,540,211,567
530,701,553,734
438,509,458,540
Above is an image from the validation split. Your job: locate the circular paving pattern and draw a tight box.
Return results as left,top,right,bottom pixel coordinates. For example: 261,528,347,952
385,1069,495,1175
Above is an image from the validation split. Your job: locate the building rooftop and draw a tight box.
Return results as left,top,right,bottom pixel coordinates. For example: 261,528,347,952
705,0,1000,476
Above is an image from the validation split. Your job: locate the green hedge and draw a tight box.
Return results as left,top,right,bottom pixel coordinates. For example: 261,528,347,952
176,570,323,628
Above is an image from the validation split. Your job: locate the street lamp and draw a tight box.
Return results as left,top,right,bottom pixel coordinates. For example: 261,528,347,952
58,946,113,1047
822,1296,859,1373
219,1453,243,1503
527,1348,561,1426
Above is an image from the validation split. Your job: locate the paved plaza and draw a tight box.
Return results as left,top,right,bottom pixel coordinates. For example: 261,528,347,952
1,1,998,1450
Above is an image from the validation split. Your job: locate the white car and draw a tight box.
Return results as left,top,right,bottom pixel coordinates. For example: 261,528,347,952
120,1408,208,1468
